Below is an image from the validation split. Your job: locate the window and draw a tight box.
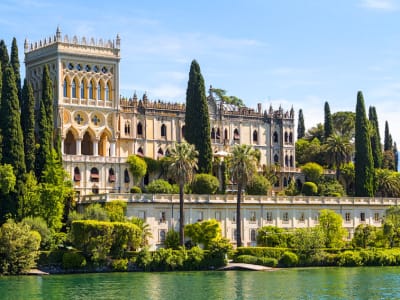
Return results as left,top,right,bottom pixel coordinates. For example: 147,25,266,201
250,229,256,242
374,212,380,223
97,83,101,100
92,115,100,126
89,81,94,99
284,132,288,143
137,147,144,156
253,130,258,143
137,122,143,136
90,167,99,182
345,212,351,223
72,80,76,98
273,132,278,143
159,230,166,243
80,81,84,98
211,128,216,139
266,211,273,222
159,211,166,223
124,168,130,183
274,154,279,163
198,211,203,222
289,132,293,144
285,155,289,167
105,83,110,101
63,79,67,97
108,168,116,183
283,177,288,187
181,125,185,139
282,212,289,223
299,212,305,223
74,114,84,125
216,128,220,139
249,211,256,223
233,129,240,141
161,124,167,137
125,121,131,135
138,210,146,220
92,185,99,194
224,128,228,140
215,211,221,221
157,148,164,158
360,212,366,222
290,156,294,167
73,167,81,182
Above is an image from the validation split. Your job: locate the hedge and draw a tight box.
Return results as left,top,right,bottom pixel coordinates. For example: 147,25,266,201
235,247,288,260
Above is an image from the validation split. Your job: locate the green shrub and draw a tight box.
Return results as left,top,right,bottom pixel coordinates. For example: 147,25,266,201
111,258,128,271
164,229,180,250
130,186,142,194
105,201,127,222
257,226,291,247
302,181,318,196
246,175,271,195
258,257,278,267
38,250,66,267
136,247,153,271
236,247,288,260
83,204,109,221
184,246,204,270
337,251,363,266
21,216,54,250
191,174,219,194
62,252,87,269
235,255,258,264
279,251,299,267
146,179,174,194
317,179,345,197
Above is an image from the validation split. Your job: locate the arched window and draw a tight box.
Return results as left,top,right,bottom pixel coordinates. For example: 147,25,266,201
137,147,144,156
283,177,288,187
92,185,99,194
125,121,131,135
81,131,93,155
161,124,167,137
211,128,216,139
89,81,94,99
250,229,256,242
181,125,185,139
216,128,221,139
289,132,293,144
63,79,67,97
137,122,143,136
90,167,99,182
74,167,81,182
72,80,76,98
124,168,130,183
290,155,294,167
234,128,240,141
160,230,166,243
285,155,289,167
165,149,170,156
273,132,278,143
274,154,279,163
80,80,84,99
158,148,164,158
105,83,109,101
109,168,116,182
284,132,288,143
253,130,258,143
64,130,76,155
97,83,101,100
224,129,228,140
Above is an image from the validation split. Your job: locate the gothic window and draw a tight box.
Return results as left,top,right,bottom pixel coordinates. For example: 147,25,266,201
250,229,256,242
64,131,76,155
73,167,81,182
216,128,221,139
137,122,143,136
285,155,289,167
80,80,85,98
159,230,166,243
253,130,258,143
97,83,101,100
282,212,289,222
89,81,94,99
105,84,109,101
273,132,278,143
92,185,99,194
284,132,288,143
137,147,144,156
224,128,228,140
290,155,294,167
289,132,293,144
158,148,164,158
124,168,130,183
90,167,99,182
125,121,131,135
165,149,170,156
81,131,93,155
233,129,240,141
161,124,167,137
274,154,279,163
72,80,77,98
109,168,116,183
63,79,67,97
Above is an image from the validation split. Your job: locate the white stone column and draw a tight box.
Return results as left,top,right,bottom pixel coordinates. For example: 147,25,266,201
76,139,82,155
61,139,65,154
93,139,99,156
110,142,116,157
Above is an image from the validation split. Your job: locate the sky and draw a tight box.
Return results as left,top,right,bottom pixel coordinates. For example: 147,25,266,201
0,0,399,149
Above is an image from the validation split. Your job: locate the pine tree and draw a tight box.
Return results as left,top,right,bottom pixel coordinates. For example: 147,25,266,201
21,79,36,173
0,40,9,72
368,106,382,168
297,109,305,139
324,101,333,140
35,65,53,180
10,38,21,104
184,60,212,174
384,121,392,151
354,91,374,197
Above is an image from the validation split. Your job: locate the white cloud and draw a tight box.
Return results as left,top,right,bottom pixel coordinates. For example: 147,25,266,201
360,0,397,11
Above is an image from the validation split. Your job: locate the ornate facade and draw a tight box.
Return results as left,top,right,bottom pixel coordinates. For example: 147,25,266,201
24,29,299,197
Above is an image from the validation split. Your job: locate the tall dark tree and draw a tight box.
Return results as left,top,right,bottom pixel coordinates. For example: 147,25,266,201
0,66,26,219
21,79,36,173
35,65,53,180
324,101,333,140
394,142,398,172
354,91,374,197
368,106,382,169
0,40,9,72
297,109,305,139
184,60,212,174
10,38,21,104
384,121,393,151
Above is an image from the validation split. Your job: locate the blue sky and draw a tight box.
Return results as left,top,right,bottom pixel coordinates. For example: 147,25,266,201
0,0,399,147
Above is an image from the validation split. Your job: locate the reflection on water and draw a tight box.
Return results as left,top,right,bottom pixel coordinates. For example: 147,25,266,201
1,267,400,299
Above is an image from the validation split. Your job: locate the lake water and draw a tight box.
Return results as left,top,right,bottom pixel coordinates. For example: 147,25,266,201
1,267,400,299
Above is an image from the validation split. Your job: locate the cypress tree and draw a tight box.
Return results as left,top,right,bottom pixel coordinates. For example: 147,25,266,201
384,121,392,151
35,65,53,180
368,106,382,169
324,101,333,140
0,40,9,72
394,142,399,172
10,38,21,104
0,62,2,161
21,79,36,173
297,109,305,139
354,91,374,197
184,60,212,174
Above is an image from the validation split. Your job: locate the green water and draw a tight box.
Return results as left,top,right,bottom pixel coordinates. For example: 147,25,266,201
1,267,399,299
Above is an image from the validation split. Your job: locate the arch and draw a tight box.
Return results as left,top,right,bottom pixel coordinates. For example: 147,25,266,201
109,168,116,182
290,155,294,167
273,131,278,143
137,122,143,136
233,128,240,141
216,128,221,139
250,229,256,242
158,148,164,158
81,131,94,155
89,80,94,99
284,131,288,143
64,130,76,155
97,81,102,100
105,80,112,101
90,167,99,182
211,128,216,139
71,78,77,98
99,131,110,157
137,147,144,156
165,148,170,156
63,78,68,97
124,168,130,183
73,167,81,182
125,121,131,135
161,124,167,137
274,154,279,163
80,79,85,99
289,132,293,143
253,130,258,143
285,155,289,167
224,128,228,140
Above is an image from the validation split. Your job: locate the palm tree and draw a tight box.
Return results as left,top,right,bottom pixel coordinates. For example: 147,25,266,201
375,169,400,197
323,134,353,180
130,217,153,248
229,144,258,247
166,142,198,246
